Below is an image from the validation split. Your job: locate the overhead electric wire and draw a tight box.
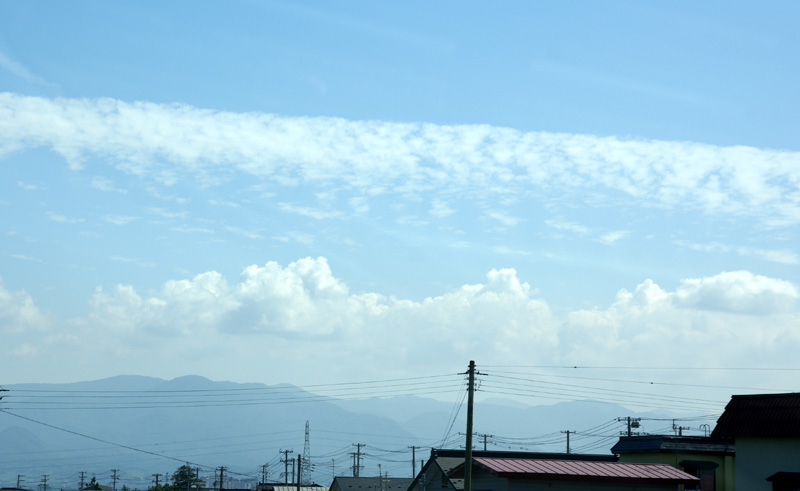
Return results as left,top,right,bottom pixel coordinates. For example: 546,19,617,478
483,368,798,393
3,385,464,410
8,373,460,394
0,410,216,472
479,373,726,411
438,374,469,447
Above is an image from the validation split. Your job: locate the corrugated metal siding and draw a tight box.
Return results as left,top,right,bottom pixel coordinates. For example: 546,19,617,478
472,457,698,483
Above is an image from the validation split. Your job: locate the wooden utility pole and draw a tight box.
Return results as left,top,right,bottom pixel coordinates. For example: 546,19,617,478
408,446,417,477
464,360,476,491
296,455,301,491
281,450,293,484
561,431,573,454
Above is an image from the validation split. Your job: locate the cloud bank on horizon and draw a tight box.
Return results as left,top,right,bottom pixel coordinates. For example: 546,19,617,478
2,258,799,398
2,92,800,407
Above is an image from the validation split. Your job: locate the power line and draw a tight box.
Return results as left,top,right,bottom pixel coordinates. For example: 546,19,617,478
480,365,800,371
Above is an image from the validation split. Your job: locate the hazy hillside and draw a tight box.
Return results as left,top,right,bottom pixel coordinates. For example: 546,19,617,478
0,375,717,490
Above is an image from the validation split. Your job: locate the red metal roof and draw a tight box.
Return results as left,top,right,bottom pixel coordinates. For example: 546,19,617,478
471,457,699,484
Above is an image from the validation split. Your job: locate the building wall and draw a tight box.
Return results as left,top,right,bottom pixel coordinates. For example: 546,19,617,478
618,453,734,491
470,473,682,491
735,437,800,491
407,464,457,491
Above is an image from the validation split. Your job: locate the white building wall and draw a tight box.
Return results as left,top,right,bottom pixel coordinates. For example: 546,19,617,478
735,437,800,491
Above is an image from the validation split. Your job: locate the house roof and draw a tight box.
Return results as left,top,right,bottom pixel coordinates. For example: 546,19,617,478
271,487,328,491
330,477,412,491
411,448,618,491
431,448,617,462
711,392,800,438
451,457,699,485
611,435,735,455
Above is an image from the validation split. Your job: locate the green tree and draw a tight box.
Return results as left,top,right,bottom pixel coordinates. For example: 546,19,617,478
171,465,203,491
85,477,102,490
148,484,173,491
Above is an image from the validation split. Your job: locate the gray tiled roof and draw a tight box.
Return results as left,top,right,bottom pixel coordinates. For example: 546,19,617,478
711,392,800,438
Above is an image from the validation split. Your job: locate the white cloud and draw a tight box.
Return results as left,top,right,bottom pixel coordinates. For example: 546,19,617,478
11,254,41,262
0,279,50,334
675,240,800,265
109,256,156,268
0,50,57,88
673,271,799,314
4,261,800,395
563,272,800,373
209,199,239,208
493,245,530,256
349,197,369,214
12,343,38,358
92,176,127,194
104,215,138,225
17,181,41,191
430,199,455,218
46,212,84,224
487,211,522,227
226,226,263,240
1,93,799,225
598,230,630,245
545,218,590,236
279,202,342,220
273,231,314,244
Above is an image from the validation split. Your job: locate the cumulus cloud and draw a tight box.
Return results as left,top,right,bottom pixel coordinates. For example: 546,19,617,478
673,271,799,314
0,261,777,389
0,279,50,334
49,259,559,376
563,272,800,372
1,93,799,225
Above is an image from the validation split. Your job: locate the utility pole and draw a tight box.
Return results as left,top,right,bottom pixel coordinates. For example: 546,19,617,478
561,431,573,454
79,472,86,490
352,443,364,477
262,464,269,485
296,455,301,491
617,417,641,436
111,469,119,491
408,446,417,477
17,475,24,489
217,467,226,491
153,474,162,489
40,475,48,491
280,450,293,484
477,433,493,451
673,421,689,436
464,360,476,491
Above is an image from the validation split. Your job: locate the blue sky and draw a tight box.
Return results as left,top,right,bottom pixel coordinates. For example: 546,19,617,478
2,1,800,409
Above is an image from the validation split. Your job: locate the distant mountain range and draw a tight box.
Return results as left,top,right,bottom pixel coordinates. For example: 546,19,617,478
0,375,717,491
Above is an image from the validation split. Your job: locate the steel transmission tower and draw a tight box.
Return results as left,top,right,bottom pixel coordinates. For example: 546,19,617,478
302,421,311,484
